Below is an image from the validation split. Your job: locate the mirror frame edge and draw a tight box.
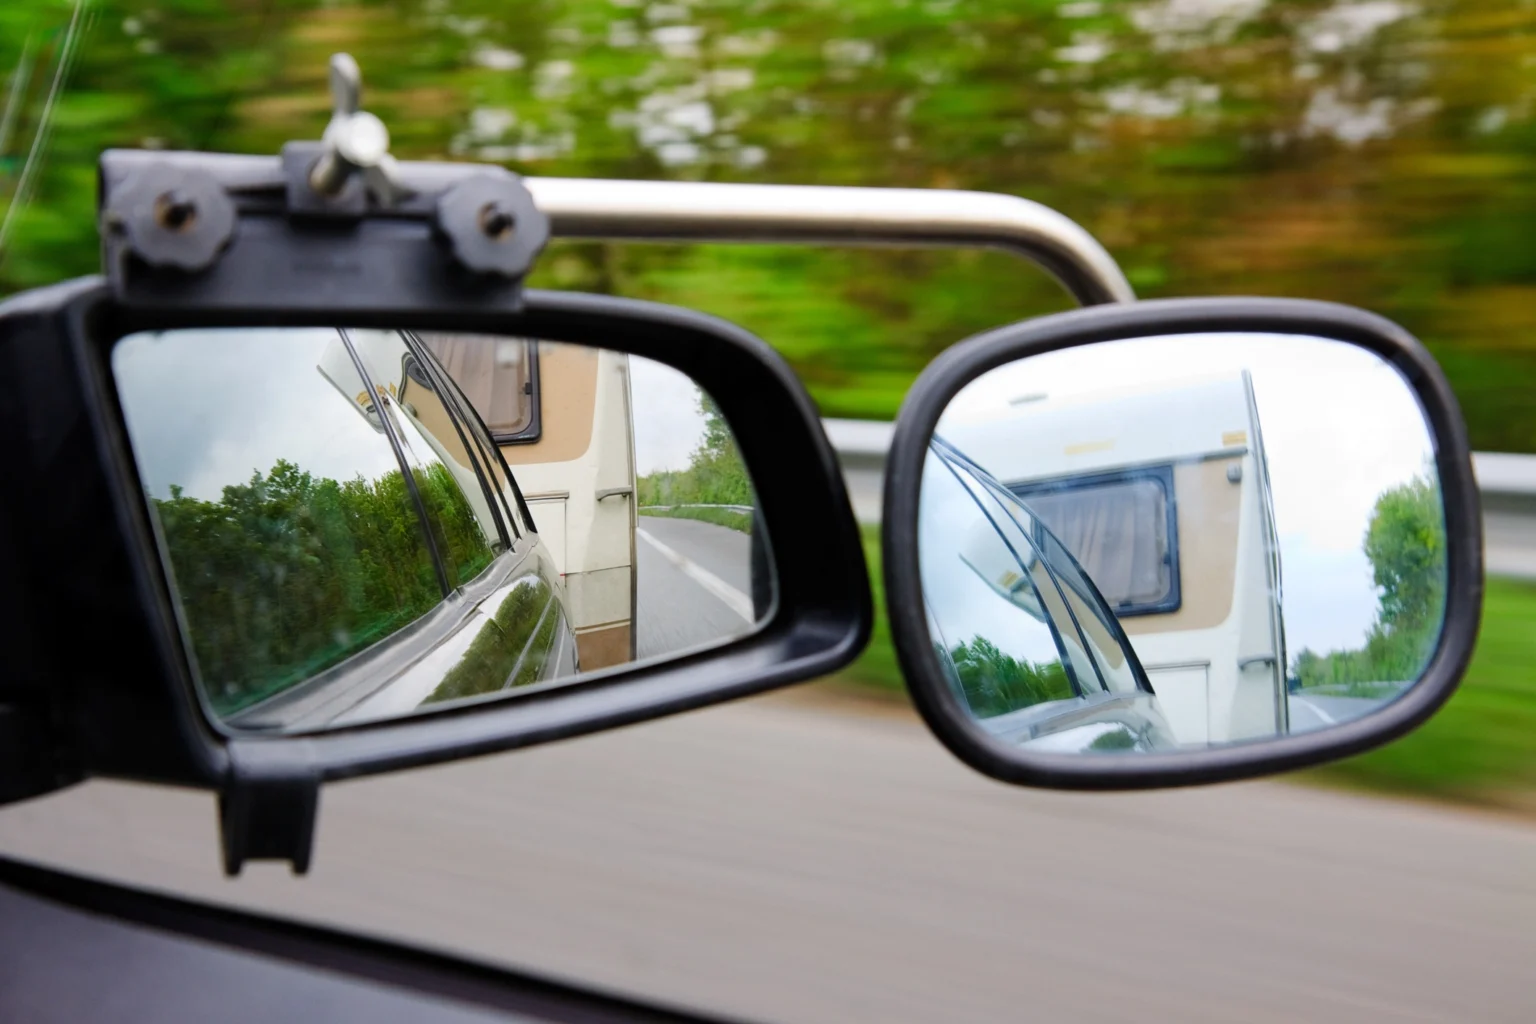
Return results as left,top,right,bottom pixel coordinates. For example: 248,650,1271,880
883,296,1483,790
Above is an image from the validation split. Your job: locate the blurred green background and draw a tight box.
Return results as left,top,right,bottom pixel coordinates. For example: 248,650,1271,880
3,0,1534,807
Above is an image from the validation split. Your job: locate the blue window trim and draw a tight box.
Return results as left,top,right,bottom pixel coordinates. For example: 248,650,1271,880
1008,464,1182,618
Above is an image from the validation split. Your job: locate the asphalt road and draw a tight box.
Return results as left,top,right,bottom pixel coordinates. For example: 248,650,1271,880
635,515,756,662
1289,692,1392,733
0,690,1531,1023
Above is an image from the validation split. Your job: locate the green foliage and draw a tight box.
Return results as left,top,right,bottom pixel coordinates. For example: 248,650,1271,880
638,505,752,534
155,459,444,716
411,460,495,587
636,391,753,508
154,452,500,716
1364,476,1448,636
1292,474,1447,690
1088,729,1139,752
834,524,901,694
944,635,1073,719
6,2,1536,448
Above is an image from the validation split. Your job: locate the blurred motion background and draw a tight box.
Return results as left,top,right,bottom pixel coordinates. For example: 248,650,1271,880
2,2,1536,1021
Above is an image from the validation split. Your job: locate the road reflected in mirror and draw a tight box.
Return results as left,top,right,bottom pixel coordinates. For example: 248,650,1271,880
112,328,773,734
921,333,1446,754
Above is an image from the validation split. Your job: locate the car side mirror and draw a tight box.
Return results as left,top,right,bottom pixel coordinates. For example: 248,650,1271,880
884,298,1482,787
0,151,871,874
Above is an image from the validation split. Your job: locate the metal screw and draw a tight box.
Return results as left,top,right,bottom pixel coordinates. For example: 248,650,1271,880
309,151,349,197
479,203,516,240
155,191,198,231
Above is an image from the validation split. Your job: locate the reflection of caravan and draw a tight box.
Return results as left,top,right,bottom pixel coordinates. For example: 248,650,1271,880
421,336,638,671
944,372,1286,746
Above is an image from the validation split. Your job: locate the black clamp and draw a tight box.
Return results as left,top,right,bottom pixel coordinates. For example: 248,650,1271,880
435,174,549,280
100,163,237,274
98,52,550,304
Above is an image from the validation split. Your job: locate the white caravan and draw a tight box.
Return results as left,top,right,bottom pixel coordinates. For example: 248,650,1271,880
420,335,638,671
941,372,1287,746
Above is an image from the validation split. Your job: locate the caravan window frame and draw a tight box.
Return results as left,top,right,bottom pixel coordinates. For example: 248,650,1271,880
405,331,539,538
416,334,544,446
491,340,542,446
1008,464,1182,618
398,338,519,548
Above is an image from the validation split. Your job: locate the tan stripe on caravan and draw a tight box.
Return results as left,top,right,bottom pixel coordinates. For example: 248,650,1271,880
1121,456,1242,636
502,342,599,465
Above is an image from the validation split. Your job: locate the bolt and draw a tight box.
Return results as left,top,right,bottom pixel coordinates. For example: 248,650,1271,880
308,151,351,197
155,191,198,231
479,203,515,241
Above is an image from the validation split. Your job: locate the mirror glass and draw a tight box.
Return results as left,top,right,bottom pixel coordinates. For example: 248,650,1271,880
921,333,1446,755
111,327,773,733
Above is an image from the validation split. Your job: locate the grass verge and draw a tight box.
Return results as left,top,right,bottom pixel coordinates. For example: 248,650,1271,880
824,526,904,696
1304,576,1536,807
639,506,753,534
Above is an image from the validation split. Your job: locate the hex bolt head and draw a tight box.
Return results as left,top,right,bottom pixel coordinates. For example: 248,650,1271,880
435,174,548,278
108,166,236,272
479,203,516,240
155,191,198,231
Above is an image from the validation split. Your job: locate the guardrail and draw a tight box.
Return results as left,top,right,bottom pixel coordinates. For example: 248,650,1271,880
1474,453,1536,579
822,418,1536,580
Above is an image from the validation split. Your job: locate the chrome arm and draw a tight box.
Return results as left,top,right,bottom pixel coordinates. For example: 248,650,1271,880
525,178,1135,306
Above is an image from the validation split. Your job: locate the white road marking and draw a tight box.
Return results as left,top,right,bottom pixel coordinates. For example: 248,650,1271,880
1291,695,1338,726
636,527,755,623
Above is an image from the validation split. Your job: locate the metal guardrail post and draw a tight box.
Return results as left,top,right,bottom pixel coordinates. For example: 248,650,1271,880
1475,453,1536,579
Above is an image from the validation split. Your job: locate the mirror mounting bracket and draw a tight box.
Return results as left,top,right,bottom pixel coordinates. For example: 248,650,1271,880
305,53,409,210
218,742,321,877
97,53,550,311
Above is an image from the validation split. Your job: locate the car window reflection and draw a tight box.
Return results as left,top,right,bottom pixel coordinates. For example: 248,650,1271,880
113,328,447,717
346,329,500,588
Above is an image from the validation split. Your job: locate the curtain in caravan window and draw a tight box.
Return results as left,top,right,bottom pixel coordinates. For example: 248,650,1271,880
419,334,535,437
1019,477,1171,612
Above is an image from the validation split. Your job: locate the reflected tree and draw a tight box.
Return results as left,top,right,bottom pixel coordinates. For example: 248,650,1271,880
637,391,754,532
1365,475,1448,640
1291,474,1448,693
423,576,560,705
156,458,486,715
945,635,1074,719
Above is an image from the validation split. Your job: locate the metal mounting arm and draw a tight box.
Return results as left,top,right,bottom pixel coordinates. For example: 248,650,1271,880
526,178,1135,306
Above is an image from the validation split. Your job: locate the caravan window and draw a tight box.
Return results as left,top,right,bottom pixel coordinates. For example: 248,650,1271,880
1010,467,1181,616
417,333,541,443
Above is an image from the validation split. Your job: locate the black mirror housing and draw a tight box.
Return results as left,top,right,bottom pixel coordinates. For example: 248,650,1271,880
884,297,1483,790
0,275,871,872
